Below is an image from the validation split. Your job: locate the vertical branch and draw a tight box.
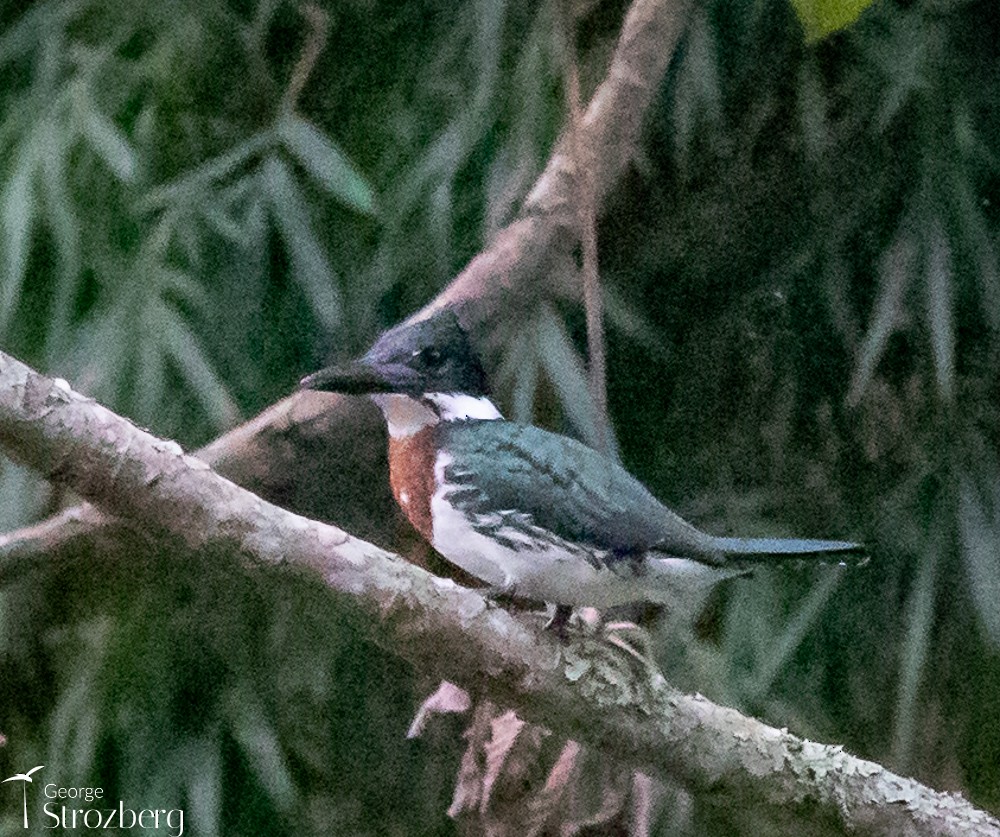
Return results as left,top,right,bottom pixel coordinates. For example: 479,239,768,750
556,0,611,456
281,4,330,114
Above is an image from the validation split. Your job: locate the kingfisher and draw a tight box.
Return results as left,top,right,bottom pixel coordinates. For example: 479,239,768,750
301,311,863,619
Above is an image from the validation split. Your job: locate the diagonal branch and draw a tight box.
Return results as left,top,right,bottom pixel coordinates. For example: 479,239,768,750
0,0,693,570
418,0,691,327
0,351,996,837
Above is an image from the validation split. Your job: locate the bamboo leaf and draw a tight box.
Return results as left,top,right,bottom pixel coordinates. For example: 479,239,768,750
69,302,130,407
873,16,926,133
510,340,539,425
535,305,620,461
159,265,210,314
958,473,1000,646
201,204,252,247
184,731,223,837
950,176,1000,332
602,287,668,361
260,156,341,332
494,327,537,423
158,301,239,428
923,215,955,402
40,139,82,345
277,113,375,215
0,140,38,331
135,309,166,423
172,214,205,271
891,526,941,770
797,59,829,162
847,217,917,406
138,131,273,212
685,10,722,127
671,9,721,171
223,686,296,811
0,0,81,67
0,460,51,532
48,618,112,776
723,575,779,685
81,105,138,182
200,178,261,248
747,572,843,700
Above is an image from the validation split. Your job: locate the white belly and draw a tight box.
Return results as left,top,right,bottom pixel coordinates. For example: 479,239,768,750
429,452,734,608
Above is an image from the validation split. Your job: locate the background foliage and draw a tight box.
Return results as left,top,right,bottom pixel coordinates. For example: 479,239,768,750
0,0,998,834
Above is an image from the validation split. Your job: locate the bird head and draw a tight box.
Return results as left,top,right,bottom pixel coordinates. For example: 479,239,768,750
300,309,490,399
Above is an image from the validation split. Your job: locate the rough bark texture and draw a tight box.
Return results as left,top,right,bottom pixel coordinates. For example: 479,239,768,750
0,351,997,837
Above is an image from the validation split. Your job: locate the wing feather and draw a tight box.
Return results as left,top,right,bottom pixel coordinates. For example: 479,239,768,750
434,421,715,557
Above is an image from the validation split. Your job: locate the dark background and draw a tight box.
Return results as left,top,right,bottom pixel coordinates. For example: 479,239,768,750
0,0,998,833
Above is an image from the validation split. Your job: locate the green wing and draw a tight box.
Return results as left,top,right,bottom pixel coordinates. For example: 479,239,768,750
434,420,716,557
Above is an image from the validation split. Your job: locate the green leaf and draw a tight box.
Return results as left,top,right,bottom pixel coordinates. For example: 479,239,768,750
950,176,1000,333
183,730,223,837
81,106,137,183
958,472,1000,646
69,302,130,408
48,618,113,777
260,155,341,332
535,305,620,462
746,572,843,700
39,137,82,345
0,0,81,68
0,139,38,331
603,287,668,361
891,527,941,770
138,131,273,212
671,8,722,173
923,215,955,402
135,312,166,423
159,264,210,314
223,686,296,811
493,327,538,423
200,178,262,248
510,341,539,426
789,0,877,42
171,214,205,271
873,15,926,133
156,297,239,428
277,113,375,215
847,217,917,406
684,10,722,127
796,59,830,162
0,461,51,532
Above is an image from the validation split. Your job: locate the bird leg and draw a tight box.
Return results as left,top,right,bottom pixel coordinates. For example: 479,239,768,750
482,579,518,603
544,604,574,636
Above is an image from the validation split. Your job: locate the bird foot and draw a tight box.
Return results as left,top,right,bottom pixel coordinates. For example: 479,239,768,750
482,580,519,603
543,604,574,638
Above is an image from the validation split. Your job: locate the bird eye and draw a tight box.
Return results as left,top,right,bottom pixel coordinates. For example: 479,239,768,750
412,346,443,368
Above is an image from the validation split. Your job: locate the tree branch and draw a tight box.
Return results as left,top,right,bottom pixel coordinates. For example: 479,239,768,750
418,0,690,328
0,0,693,571
0,351,996,837
557,0,611,456
281,3,329,114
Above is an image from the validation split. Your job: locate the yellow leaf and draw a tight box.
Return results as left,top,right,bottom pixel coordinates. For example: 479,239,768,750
790,0,876,41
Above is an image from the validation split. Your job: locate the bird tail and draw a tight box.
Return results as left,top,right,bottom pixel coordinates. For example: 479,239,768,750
712,537,867,570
